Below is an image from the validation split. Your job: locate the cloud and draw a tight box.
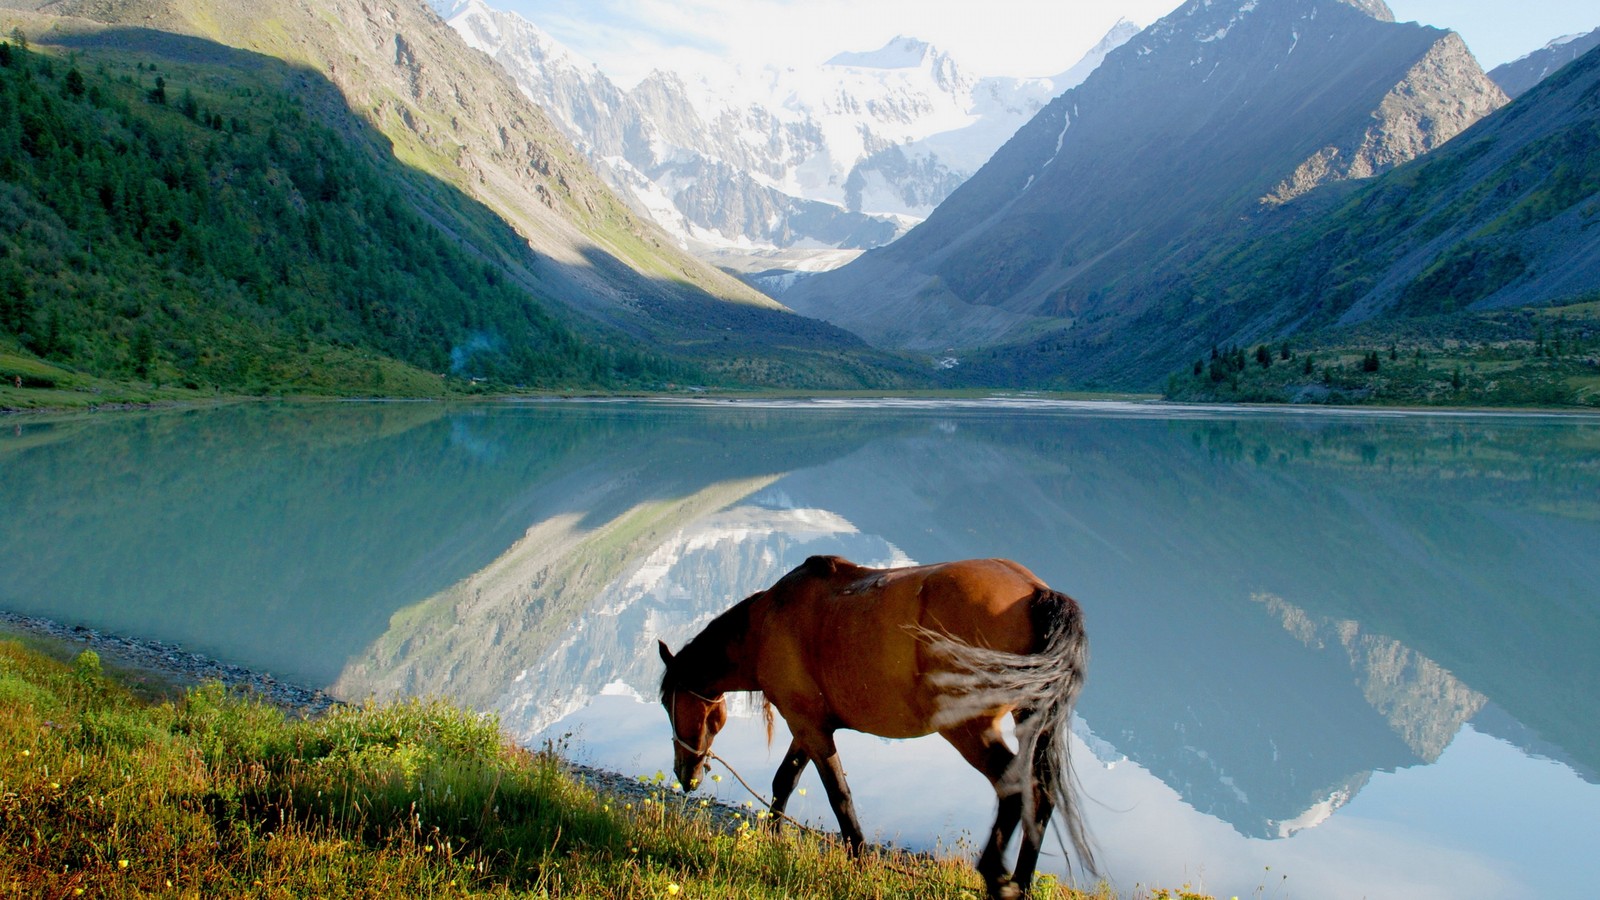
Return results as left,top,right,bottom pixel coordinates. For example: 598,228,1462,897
502,0,1183,85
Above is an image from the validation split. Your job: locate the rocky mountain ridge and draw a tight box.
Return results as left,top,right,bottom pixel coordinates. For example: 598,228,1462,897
1115,40,1600,386
436,0,1138,274
781,0,1507,354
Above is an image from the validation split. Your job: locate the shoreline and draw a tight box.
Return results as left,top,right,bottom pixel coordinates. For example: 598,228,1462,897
7,390,1600,420
0,609,773,835
0,609,341,713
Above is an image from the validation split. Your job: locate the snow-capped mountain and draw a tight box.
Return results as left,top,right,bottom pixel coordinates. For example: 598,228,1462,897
1489,27,1600,99
784,0,1508,355
434,0,1137,274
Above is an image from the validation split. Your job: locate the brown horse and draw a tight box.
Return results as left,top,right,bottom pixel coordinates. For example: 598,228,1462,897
658,555,1095,899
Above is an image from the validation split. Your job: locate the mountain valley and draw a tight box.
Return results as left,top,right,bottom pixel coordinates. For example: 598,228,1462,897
1,0,1598,406
782,0,1508,351
0,0,920,399
771,0,1599,402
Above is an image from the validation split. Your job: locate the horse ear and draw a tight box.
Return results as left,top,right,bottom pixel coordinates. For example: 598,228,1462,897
658,639,674,666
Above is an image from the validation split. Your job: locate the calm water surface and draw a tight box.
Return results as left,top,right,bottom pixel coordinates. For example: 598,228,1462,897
3,399,1598,898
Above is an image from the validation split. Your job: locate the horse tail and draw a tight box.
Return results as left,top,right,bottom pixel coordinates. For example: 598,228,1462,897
918,588,1097,877
1024,589,1096,877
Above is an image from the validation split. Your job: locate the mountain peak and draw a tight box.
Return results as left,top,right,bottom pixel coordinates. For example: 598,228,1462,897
1103,17,1144,42
1543,31,1594,51
1147,0,1395,53
438,0,592,75
427,0,477,22
1053,19,1142,88
1338,0,1396,22
635,67,687,90
1488,26,1600,99
826,36,935,69
783,0,1504,359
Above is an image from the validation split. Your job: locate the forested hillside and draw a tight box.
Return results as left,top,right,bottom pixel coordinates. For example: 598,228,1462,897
0,35,690,395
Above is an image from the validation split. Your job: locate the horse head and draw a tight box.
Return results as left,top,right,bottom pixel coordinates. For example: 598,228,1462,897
658,639,727,790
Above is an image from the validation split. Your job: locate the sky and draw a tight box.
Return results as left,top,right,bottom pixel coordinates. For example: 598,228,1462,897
496,0,1600,88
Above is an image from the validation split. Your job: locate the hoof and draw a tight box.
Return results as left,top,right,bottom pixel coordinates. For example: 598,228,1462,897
985,876,1021,900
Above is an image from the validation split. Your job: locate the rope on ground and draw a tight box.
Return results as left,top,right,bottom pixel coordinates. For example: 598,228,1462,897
699,749,932,880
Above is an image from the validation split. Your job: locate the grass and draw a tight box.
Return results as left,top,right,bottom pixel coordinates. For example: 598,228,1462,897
0,343,481,412
0,637,1172,899
2,334,640,413
0,347,224,411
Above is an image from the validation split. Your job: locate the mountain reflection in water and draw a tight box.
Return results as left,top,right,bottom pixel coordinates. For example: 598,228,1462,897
3,401,1597,899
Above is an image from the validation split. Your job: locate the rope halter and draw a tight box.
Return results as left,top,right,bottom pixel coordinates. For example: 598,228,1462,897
666,685,724,778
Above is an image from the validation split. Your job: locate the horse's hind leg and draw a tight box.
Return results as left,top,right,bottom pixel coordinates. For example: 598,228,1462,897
986,794,1026,900
767,739,810,832
940,719,1022,900
1011,752,1049,883
1012,797,1053,894
1006,708,1067,897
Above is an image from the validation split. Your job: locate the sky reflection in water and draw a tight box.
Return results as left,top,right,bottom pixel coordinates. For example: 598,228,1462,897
3,400,1597,899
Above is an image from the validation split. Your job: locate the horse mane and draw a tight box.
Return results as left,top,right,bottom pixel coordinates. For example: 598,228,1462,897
662,555,868,746
659,593,757,703
661,557,855,698
660,592,777,745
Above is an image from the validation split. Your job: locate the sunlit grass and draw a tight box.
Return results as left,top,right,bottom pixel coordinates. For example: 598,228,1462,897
0,638,1191,898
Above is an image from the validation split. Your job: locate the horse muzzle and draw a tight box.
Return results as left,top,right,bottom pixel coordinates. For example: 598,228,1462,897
674,753,709,791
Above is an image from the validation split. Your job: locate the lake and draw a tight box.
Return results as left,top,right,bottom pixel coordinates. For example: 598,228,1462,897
3,399,1597,898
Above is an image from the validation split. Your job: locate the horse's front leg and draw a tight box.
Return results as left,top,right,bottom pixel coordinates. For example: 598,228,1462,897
767,739,810,832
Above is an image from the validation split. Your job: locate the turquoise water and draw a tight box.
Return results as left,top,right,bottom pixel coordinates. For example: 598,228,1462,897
3,399,1597,898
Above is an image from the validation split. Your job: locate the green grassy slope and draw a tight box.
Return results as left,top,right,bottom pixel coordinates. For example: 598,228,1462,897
949,47,1600,401
1162,303,1600,407
42,0,921,389
0,636,1127,899
1139,46,1600,400
0,36,693,396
